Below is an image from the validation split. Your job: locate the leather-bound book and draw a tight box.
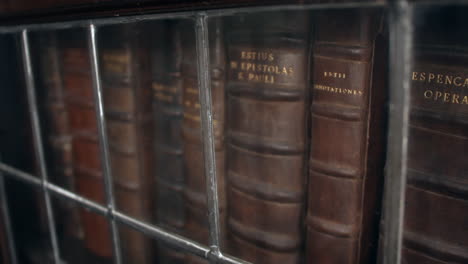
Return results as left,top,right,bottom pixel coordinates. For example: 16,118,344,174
99,24,154,264
403,7,468,263
59,29,113,262
181,18,226,264
35,32,85,263
151,21,186,264
225,11,310,264
306,9,387,264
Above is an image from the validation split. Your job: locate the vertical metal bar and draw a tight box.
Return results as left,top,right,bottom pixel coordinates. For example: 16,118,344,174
20,29,61,264
381,1,413,264
194,13,222,262
87,23,123,264
0,157,18,264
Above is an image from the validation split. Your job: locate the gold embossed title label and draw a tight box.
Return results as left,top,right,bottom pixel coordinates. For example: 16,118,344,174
229,50,299,85
412,71,468,105
102,50,130,76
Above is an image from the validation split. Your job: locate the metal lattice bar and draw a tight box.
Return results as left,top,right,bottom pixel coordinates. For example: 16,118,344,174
381,1,413,263
87,23,123,264
0,162,250,264
19,29,62,264
0,3,391,34
0,158,18,264
194,13,223,262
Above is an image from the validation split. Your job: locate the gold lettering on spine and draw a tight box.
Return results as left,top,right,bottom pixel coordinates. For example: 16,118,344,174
230,49,295,84
412,71,468,105
102,51,129,75
314,84,363,96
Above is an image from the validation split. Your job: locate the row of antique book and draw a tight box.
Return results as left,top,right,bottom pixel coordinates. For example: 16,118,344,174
28,7,467,264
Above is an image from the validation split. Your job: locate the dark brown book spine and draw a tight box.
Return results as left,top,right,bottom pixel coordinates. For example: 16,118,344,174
60,30,113,260
151,21,186,264
306,10,386,264
403,7,468,263
99,24,154,264
181,19,226,264
225,12,310,264
37,33,84,243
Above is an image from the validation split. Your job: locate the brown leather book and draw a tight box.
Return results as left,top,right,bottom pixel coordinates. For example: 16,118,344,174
59,29,113,262
181,18,226,264
403,7,468,263
99,23,154,264
224,11,310,264
306,9,387,264
151,20,186,264
34,32,86,264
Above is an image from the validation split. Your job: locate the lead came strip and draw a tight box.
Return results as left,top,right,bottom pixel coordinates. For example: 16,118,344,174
194,13,224,263
0,161,250,264
381,1,413,264
87,23,123,264
20,29,62,264
0,156,18,264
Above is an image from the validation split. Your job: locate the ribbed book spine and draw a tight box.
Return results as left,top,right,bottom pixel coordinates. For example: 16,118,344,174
306,9,386,264
403,7,468,263
60,29,113,261
152,21,186,264
99,24,154,264
225,12,310,264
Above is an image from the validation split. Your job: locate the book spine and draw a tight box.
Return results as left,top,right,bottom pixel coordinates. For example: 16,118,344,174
225,12,310,264
37,33,84,243
403,8,468,263
306,10,386,264
60,31,113,260
99,25,154,264
181,19,226,264
151,21,186,264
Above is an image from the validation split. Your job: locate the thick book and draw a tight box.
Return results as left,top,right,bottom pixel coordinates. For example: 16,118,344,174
224,12,310,264
403,7,468,263
36,32,84,244
181,18,226,264
34,32,86,264
306,9,387,264
151,21,186,264
59,29,113,262
98,24,155,264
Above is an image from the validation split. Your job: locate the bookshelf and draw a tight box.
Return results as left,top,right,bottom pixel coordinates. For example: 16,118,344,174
0,1,466,264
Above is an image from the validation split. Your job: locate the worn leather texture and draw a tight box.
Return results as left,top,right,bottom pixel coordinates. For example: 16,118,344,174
224,11,310,264
99,23,155,264
151,20,186,264
306,9,387,264
403,7,468,264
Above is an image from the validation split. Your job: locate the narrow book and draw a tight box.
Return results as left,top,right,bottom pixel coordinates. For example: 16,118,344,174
59,29,113,262
225,11,310,264
99,23,155,264
151,20,186,264
35,32,85,263
306,9,387,264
